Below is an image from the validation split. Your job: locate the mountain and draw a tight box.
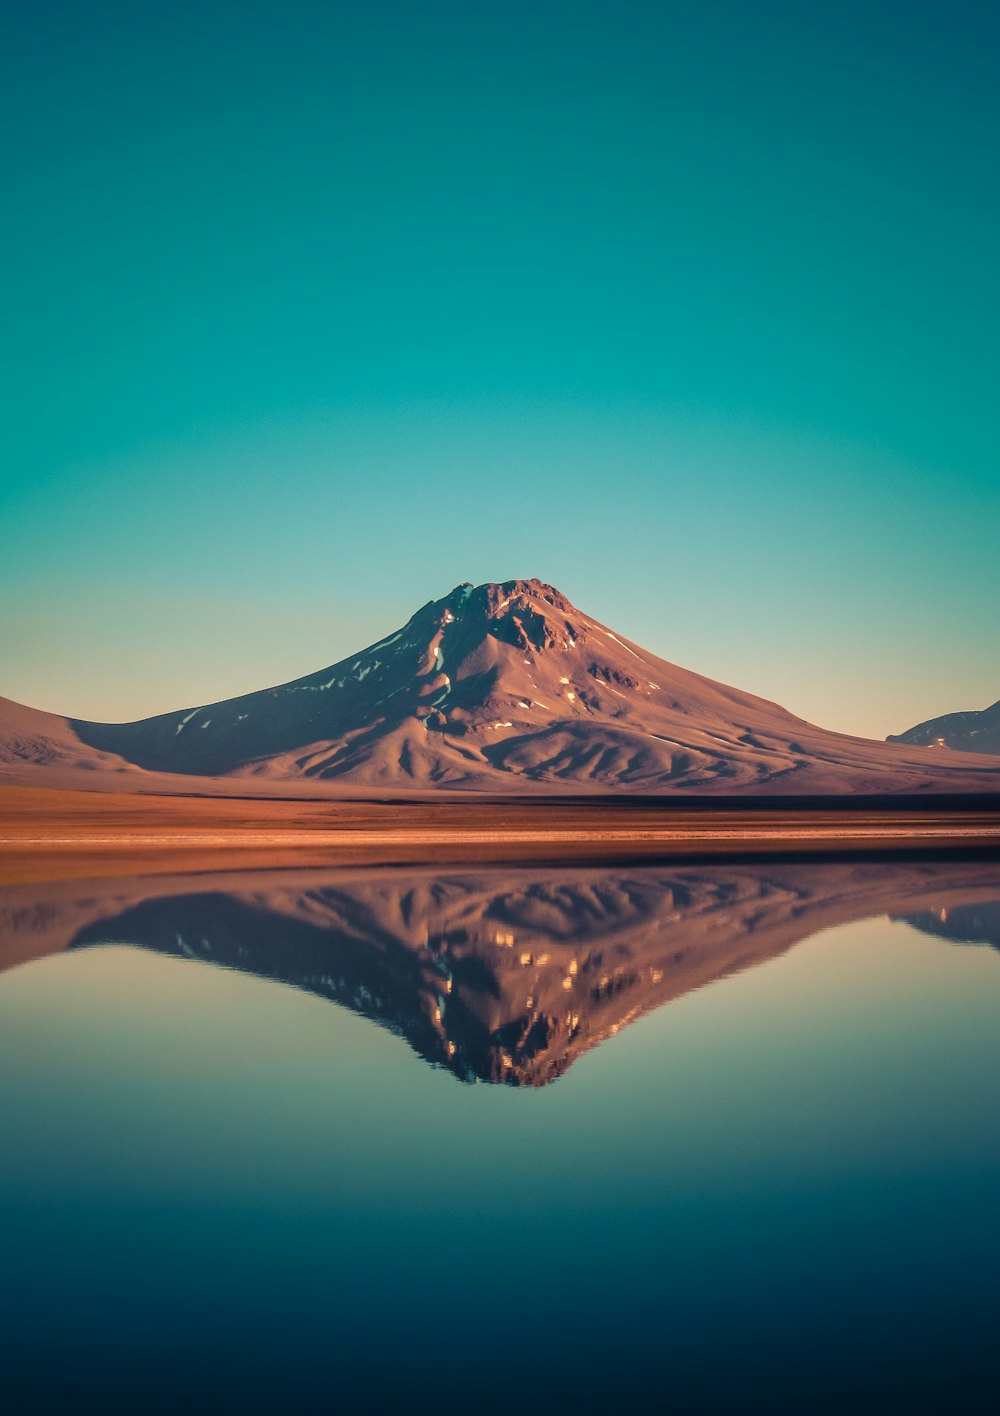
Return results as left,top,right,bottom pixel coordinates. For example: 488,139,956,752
2,858,998,1085
888,698,1000,757
3,578,1000,793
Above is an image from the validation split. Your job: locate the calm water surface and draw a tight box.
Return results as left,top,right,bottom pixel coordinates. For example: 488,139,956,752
1,856,998,1412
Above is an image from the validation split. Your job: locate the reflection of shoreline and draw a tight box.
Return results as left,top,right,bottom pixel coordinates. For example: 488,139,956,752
2,859,999,1086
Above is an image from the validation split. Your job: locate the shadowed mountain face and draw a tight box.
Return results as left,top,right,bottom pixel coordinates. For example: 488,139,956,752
2,579,1000,793
889,699,1000,758
3,858,998,1085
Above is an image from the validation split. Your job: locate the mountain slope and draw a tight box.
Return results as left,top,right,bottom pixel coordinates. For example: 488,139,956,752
0,694,138,778
888,699,1000,757
3,578,1000,794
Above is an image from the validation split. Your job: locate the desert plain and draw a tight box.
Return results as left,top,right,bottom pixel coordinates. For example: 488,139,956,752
1,783,998,888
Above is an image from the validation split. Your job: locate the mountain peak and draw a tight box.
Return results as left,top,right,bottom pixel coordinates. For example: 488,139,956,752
429,578,583,653
438,577,573,612
480,577,575,616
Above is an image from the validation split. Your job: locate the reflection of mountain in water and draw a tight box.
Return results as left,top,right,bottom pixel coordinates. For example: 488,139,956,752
900,900,1000,951
2,860,999,1085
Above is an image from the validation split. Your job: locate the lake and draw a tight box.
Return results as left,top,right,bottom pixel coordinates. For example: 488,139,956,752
1,854,998,1412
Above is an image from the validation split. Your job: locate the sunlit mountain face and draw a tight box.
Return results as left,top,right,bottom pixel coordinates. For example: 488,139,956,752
4,857,997,1086
3,579,1000,793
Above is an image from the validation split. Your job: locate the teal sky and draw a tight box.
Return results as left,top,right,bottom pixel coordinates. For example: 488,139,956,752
2,0,997,738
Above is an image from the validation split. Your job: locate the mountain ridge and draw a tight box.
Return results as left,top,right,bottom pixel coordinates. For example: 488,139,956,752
888,698,1000,758
3,578,999,795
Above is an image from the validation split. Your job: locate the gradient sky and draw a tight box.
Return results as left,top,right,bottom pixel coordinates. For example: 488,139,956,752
2,0,997,738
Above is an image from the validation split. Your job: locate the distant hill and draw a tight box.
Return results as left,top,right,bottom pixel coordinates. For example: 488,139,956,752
888,699,1000,757
3,578,1000,794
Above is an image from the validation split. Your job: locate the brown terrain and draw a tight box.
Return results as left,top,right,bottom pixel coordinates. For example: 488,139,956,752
2,785,1000,886
3,578,1000,796
2,856,997,1085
